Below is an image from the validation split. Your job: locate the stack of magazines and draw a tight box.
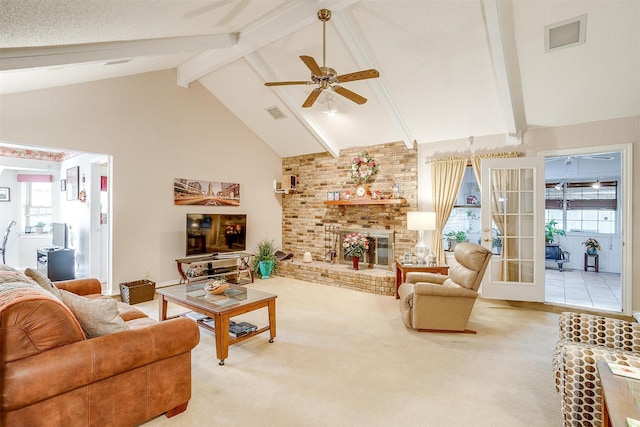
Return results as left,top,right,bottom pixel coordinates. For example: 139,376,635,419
198,318,257,337
229,321,257,337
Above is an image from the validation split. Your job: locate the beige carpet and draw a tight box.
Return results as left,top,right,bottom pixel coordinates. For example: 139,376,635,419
138,276,563,427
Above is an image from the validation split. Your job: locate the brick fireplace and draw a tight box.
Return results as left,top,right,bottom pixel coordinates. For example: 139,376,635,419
277,142,418,295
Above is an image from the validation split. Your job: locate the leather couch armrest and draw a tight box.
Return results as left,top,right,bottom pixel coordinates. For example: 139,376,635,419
405,272,447,285
414,282,477,298
54,278,102,296
2,317,200,412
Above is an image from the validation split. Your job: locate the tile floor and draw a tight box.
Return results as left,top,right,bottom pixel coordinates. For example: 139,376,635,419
545,267,622,312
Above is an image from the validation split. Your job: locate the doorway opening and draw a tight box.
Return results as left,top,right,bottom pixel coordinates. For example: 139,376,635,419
543,149,628,313
0,142,111,289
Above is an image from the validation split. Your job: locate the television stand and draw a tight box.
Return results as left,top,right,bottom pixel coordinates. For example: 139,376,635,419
175,252,253,284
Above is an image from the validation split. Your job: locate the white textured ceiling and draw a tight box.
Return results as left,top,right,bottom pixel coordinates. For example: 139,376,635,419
1,0,638,157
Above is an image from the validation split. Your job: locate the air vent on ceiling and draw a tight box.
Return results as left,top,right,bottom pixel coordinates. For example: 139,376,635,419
545,14,587,53
265,106,286,120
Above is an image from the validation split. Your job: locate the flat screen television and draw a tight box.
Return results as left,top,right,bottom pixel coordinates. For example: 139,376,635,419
186,214,247,256
52,222,69,248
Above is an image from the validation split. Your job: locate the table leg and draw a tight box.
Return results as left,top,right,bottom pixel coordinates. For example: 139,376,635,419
395,265,402,299
159,294,168,321
214,315,230,365
268,299,276,343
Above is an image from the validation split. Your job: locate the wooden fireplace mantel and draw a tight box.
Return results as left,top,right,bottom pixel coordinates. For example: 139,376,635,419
323,198,407,206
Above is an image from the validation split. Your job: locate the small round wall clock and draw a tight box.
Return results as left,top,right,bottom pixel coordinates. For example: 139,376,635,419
355,185,369,197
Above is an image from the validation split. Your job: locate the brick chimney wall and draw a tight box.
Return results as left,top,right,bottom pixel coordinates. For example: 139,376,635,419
281,142,418,262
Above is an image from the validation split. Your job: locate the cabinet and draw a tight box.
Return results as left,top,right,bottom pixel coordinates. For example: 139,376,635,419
175,252,253,284
37,248,75,281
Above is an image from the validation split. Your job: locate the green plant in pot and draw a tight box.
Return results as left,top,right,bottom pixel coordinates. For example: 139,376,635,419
444,231,468,251
545,219,565,244
252,239,278,279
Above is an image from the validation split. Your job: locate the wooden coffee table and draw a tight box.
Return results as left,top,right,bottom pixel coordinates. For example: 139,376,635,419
158,283,276,365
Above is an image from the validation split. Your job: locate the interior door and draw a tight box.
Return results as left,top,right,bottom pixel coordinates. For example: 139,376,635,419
480,156,545,302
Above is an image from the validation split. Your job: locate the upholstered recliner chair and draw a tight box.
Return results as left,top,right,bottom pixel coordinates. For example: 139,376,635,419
398,242,492,333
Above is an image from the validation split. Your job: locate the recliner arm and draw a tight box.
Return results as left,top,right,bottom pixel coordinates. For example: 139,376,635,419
414,282,477,298
406,272,447,285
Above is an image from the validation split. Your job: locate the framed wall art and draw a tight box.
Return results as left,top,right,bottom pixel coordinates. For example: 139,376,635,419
66,166,79,201
0,187,9,202
173,178,240,206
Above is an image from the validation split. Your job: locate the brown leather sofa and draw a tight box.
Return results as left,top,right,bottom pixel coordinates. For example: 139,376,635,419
0,269,200,427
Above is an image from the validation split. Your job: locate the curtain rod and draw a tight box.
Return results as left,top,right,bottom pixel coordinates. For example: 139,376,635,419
425,151,523,164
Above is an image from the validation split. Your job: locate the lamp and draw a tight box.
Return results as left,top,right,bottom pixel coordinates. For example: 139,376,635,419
407,212,436,264
592,180,601,189
554,182,564,191
323,94,338,116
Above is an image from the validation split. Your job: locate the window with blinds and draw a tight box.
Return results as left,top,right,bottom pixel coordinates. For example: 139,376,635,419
545,181,617,234
25,182,53,228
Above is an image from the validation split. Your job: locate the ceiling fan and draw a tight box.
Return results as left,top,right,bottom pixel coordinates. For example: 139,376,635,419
264,9,380,108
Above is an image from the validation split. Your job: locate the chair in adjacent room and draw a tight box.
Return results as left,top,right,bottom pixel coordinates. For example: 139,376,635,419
398,242,492,333
1,220,16,264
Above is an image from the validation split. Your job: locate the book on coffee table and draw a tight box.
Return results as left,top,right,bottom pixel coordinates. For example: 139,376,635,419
608,362,640,381
184,311,209,321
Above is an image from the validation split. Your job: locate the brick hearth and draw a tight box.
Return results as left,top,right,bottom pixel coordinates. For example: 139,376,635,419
276,259,395,296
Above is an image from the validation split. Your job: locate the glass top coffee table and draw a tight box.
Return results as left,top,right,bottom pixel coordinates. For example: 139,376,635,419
157,282,277,365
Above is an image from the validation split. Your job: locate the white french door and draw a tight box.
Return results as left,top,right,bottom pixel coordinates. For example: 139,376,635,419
480,156,545,302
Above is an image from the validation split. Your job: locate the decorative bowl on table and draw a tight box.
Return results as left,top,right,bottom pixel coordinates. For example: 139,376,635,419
204,280,229,295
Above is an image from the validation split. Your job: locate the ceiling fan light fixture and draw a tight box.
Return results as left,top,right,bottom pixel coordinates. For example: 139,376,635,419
555,182,564,191
592,180,601,189
323,94,338,116
263,9,380,108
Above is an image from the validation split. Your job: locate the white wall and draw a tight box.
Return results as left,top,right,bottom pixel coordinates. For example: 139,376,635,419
417,116,640,310
0,70,283,293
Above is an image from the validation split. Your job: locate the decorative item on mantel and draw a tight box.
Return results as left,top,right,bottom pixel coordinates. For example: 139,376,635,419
343,232,369,270
582,237,601,255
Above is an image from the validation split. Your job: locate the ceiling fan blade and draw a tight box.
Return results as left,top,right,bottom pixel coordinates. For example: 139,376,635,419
300,55,323,76
302,88,323,108
336,69,380,83
333,85,367,105
265,81,311,87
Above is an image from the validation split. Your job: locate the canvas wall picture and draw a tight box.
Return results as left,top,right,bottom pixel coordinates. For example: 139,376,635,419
173,178,240,206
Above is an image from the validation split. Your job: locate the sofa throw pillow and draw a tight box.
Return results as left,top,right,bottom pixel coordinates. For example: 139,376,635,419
58,289,129,338
24,268,62,300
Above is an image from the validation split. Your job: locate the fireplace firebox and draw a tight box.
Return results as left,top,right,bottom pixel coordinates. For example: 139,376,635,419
339,228,394,270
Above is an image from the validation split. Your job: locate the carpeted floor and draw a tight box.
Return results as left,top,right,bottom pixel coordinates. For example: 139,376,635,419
138,276,563,427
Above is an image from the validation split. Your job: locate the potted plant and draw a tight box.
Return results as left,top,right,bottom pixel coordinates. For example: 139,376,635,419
444,231,468,251
34,222,46,233
545,219,565,244
582,237,601,255
252,239,278,279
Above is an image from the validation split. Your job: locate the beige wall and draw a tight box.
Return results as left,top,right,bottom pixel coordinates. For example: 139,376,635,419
0,70,283,293
418,116,639,311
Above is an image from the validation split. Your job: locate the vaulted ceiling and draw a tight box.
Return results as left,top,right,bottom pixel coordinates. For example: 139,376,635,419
1,0,638,158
